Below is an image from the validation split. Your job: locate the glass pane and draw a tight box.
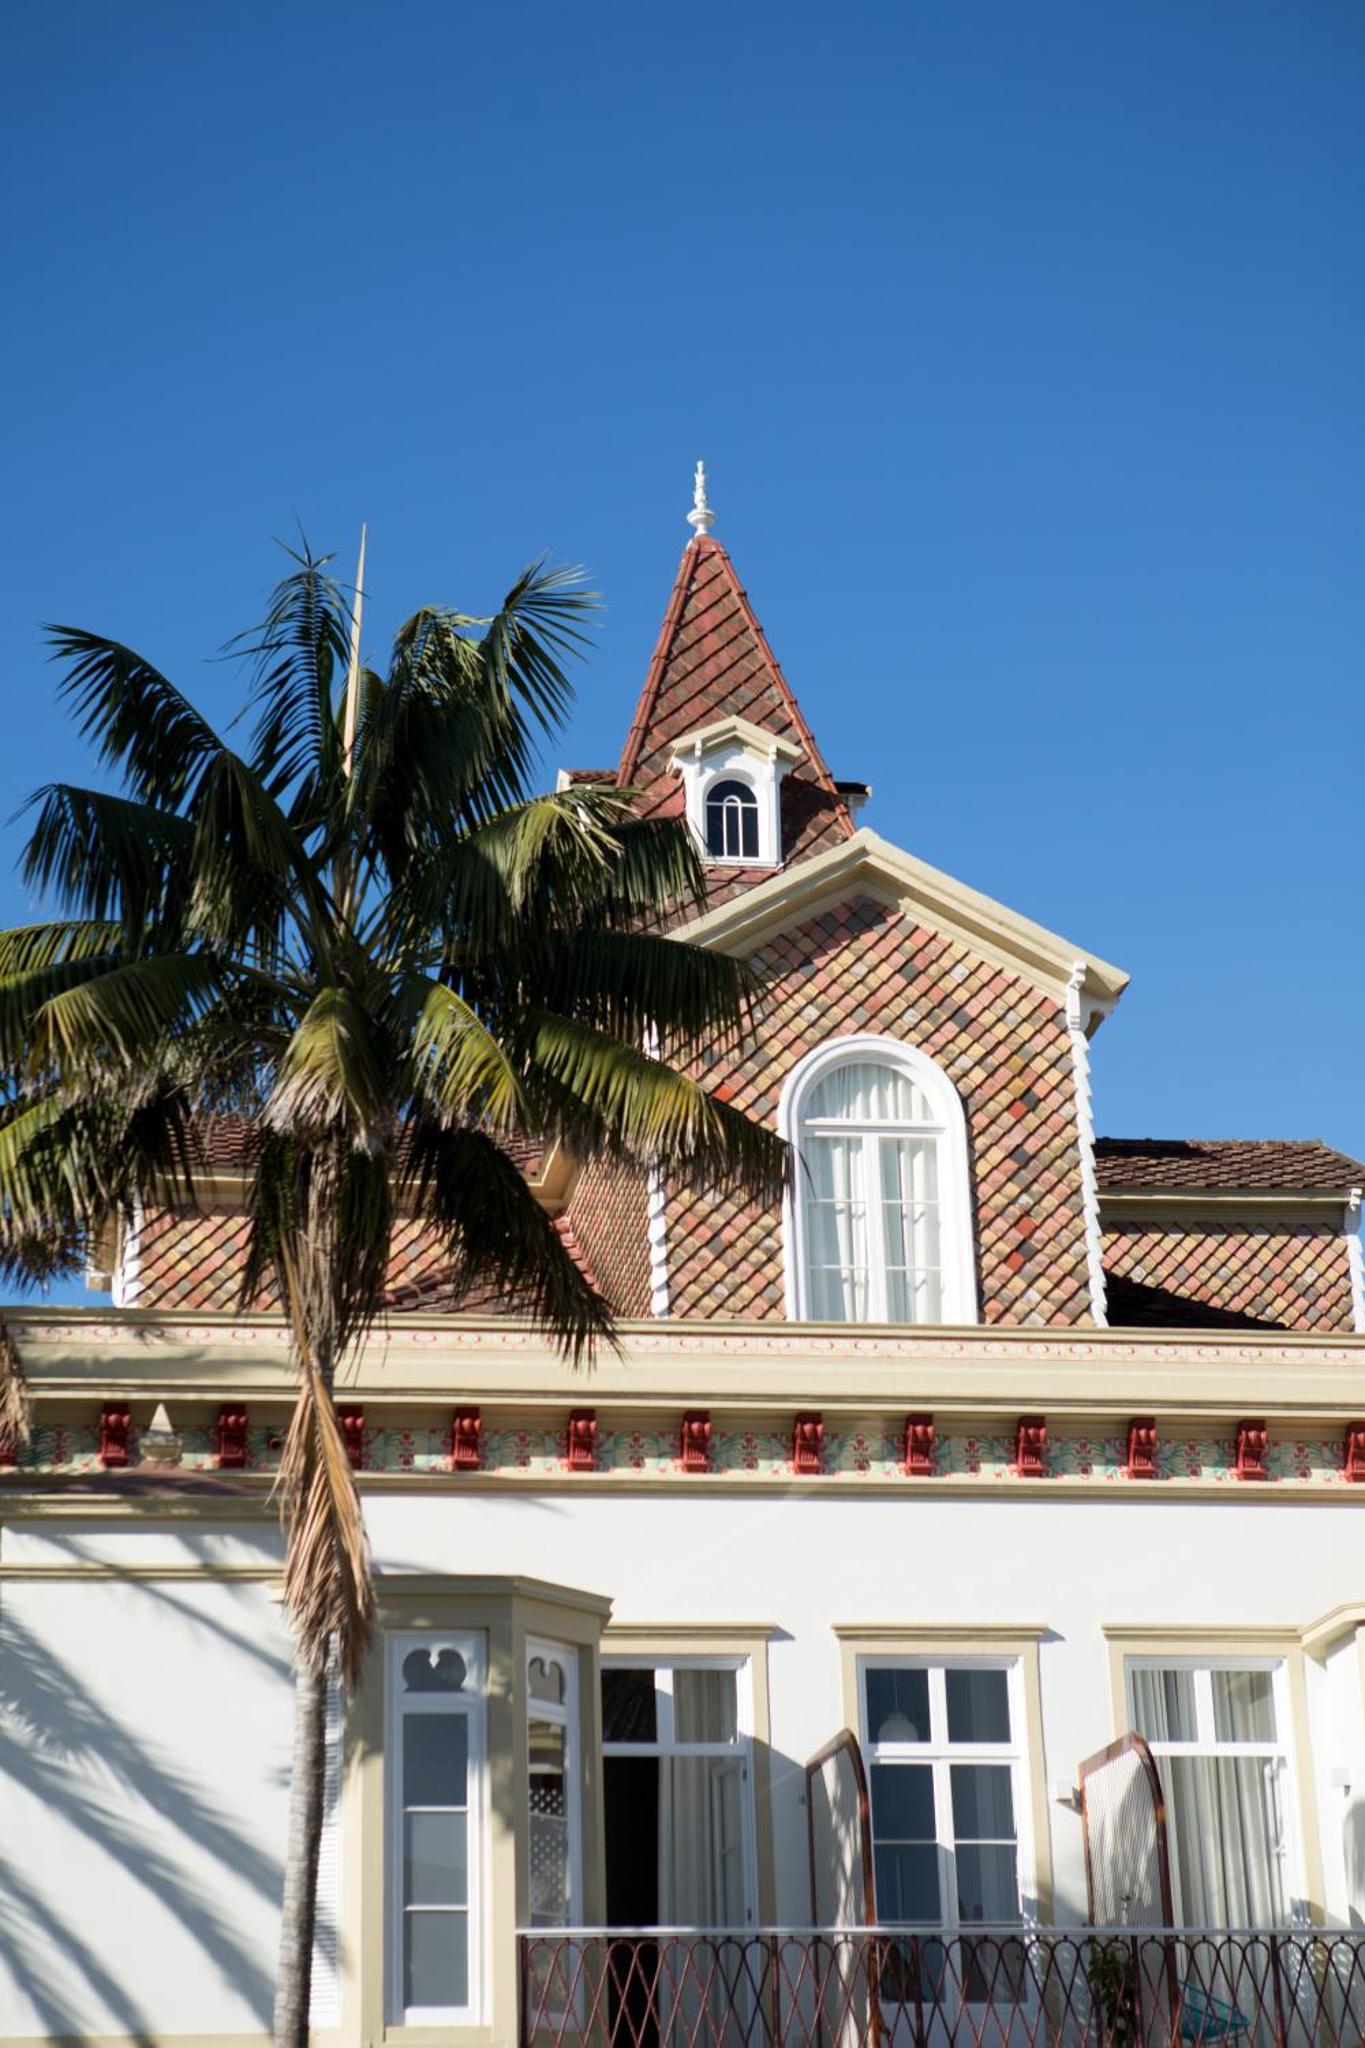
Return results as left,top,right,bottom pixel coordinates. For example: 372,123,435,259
806,1063,935,1125
674,1668,738,1742
404,1909,468,2009
950,1765,1016,1841
946,1669,1011,1745
1212,1668,1278,1743
1131,1666,1197,1743
874,1843,941,1922
529,1715,570,1926
528,1654,567,1705
955,1843,1020,1924
404,1714,468,1807
659,1757,750,1926
403,1645,467,1693
404,1811,468,1906
871,1763,936,1839
602,1666,657,1743
867,1667,930,1744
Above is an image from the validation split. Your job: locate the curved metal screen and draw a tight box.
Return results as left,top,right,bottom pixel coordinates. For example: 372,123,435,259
805,1729,874,1929
1079,1730,1175,1929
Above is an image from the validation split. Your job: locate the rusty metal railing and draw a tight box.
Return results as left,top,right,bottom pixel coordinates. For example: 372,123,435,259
518,1926,1365,2047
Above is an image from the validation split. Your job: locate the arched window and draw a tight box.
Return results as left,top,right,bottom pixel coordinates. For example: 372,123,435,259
705,778,759,860
779,1035,977,1325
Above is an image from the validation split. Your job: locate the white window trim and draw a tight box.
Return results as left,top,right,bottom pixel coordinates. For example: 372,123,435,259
526,1637,583,1932
671,735,792,868
601,1654,759,1926
779,1033,979,1325
387,1629,488,2027
857,1653,1039,1936
1125,1654,1307,1926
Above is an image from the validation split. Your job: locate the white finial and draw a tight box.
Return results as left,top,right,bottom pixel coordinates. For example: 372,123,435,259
687,460,714,540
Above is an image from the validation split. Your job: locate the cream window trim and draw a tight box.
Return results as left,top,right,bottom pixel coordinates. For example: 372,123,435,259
600,1632,772,1924
1102,1627,1324,1925
526,1636,583,1935
779,1033,979,1327
835,1627,1051,1923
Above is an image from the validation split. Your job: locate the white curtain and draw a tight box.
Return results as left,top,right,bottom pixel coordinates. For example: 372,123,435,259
807,1135,869,1320
881,1137,942,1321
805,1061,933,1125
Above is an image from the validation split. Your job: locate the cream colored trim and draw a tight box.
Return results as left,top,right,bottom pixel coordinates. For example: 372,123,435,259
601,1621,777,1921
373,1571,612,1616
0,1560,279,1581
645,1165,671,1316
668,714,804,767
671,827,1129,1011
1345,1190,1365,1334
1102,1625,1325,1925
836,1626,1054,1923
1301,1604,1365,1656
1101,1191,1351,1221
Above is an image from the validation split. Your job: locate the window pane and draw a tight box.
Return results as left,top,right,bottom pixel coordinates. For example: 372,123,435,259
950,1765,1015,1842
404,1714,468,1807
404,1909,468,2008
1131,1666,1197,1743
871,1763,936,1839
529,1718,570,1926
404,1811,468,1906
946,1669,1011,1745
1212,1668,1278,1743
602,1667,656,1743
875,1843,941,1922
955,1843,1020,1923
867,1667,931,1744
674,1668,738,1742
1164,1756,1286,1927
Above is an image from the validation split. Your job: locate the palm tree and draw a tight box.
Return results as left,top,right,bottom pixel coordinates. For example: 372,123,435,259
0,538,787,2048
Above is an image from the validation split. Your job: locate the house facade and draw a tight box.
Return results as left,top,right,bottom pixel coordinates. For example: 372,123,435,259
2,481,1365,2046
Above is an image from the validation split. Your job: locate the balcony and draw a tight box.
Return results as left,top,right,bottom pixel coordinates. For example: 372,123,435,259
519,1927,1365,2047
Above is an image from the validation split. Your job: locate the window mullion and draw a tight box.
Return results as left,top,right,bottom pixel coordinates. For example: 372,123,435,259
866,1133,888,1320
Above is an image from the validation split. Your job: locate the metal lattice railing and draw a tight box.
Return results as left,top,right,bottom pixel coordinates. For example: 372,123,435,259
518,1927,1365,2047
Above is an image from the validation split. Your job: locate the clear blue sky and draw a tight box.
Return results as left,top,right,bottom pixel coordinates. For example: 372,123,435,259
2,2,1362,1174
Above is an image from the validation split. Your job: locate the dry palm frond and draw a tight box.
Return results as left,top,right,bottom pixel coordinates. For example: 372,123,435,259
272,1354,373,1690
0,1317,30,1451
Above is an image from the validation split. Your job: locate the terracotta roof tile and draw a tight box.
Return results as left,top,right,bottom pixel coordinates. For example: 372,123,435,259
1096,1138,1365,1194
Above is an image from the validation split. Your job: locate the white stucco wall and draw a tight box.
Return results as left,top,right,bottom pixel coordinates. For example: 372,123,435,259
1,1491,1361,2040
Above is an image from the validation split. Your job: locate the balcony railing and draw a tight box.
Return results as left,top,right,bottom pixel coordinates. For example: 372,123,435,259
518,1927,1365,2047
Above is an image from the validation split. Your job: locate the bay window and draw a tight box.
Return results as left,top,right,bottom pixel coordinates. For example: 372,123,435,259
388,1632,486,2024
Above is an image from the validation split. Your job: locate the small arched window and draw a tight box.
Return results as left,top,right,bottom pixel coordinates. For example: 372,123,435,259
779,1035,977,1325
705,778,759,861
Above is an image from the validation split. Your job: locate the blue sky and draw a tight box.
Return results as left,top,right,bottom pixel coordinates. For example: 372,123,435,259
2,1,1362,1180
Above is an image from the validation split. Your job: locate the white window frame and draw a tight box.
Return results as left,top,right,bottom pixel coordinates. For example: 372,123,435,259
526,1637,583,1932
601,1654,759,1927
387,1629,488,2027
1125,1655,1306,1926
669,728,794,868
704,776,761,862
779,1034,978,1325
857,1654,1038,1942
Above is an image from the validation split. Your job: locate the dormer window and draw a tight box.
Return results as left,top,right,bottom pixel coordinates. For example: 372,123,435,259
705,778,759,860
669,715,802,868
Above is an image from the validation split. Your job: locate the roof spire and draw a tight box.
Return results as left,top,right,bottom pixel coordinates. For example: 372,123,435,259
686,459,715,541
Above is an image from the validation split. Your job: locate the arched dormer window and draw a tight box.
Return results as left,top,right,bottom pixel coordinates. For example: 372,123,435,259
705,778,759,861
779,1035,978,1325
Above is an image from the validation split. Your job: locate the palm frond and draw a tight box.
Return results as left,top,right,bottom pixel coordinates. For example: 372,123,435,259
273,1351,374,1689
0,921,125,973
0,1318,31,1451
509,927,756,1049
406,979,526,1128
478,558,597,741
266,987,390,1151
21,784,195,933
187,748,331,960
525,1011,789,1202
31,952,224,1069
230,542,352,801
401,1120,612,1362
0,953,125,1067
45,627,222,806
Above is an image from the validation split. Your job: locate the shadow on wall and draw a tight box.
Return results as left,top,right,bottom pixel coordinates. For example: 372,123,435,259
1344,1792,1365,1926
0,1560,305,2037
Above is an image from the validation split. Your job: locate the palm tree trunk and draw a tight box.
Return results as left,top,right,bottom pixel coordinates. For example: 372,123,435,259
273,1658,327,2048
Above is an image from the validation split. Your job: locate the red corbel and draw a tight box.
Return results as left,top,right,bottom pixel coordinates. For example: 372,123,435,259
1235,1418,1269,1482
792,1412,824,1476
336,1405,365,1471
215,1405,250,1470
680,1411,712,1474
903,1413,936,1477
1014,1415,1048,1478
1125,1416,1158,1481
450,1408,483,1472
99,1403,133,1469
1344,1423,1365,1484
566,1410,598,1472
